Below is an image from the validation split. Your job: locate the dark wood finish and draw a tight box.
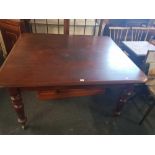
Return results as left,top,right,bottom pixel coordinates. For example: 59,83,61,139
74,19,76,34
93,19,97,35
0,19,27,54
38,86,105,100
0,33,147,127
46,19,48,34
114,85,134,115
64,19,69,35
21,19,32,32
84,19,87,35
98,19,104,36
8,88,27,128
0,34,147,88
58,19,60,34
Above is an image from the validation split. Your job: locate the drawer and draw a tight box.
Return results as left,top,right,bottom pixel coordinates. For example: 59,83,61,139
37,87,105,100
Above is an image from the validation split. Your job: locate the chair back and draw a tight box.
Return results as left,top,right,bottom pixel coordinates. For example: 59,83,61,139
29,19,105,36
109,27,130,45
68,19,104,36
131,27,155,41
29,19,65,34
0,19,27,56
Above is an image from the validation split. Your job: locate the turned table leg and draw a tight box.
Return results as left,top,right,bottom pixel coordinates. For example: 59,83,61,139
114,85,134,116
8,88,27,129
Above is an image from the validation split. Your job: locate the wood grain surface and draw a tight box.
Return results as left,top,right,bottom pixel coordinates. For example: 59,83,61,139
0,33,147,88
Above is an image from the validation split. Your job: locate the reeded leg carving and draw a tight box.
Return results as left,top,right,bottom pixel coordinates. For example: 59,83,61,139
114,85,134,116
8,88,27,129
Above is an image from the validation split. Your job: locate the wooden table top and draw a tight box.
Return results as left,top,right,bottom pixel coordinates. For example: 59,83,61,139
0,33,147,87
122,41,155,56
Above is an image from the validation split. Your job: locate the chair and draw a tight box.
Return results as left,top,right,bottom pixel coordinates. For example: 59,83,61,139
0,19,28,56
108,27,130,45
68,19,104,36
139,50,155,125
131,27,155,41
29,19,105,36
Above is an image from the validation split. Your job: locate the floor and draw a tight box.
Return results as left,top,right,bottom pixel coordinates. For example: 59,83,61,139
0,87,155,135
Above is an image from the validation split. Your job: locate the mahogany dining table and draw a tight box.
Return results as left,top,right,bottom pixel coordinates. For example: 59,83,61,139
0,33,147,129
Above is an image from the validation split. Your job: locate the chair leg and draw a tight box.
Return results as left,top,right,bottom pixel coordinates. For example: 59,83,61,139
139,101,155,125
